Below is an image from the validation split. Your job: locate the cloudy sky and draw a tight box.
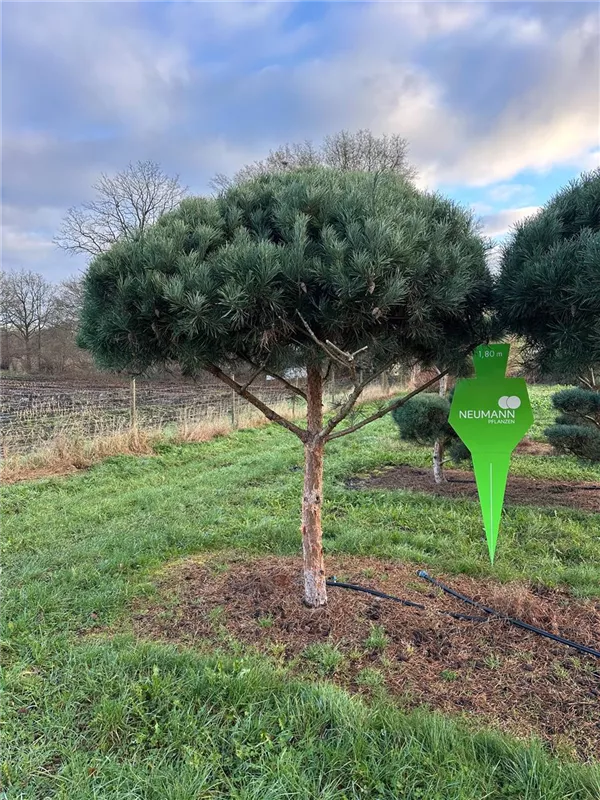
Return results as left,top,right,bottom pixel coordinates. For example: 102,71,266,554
2,0,598,282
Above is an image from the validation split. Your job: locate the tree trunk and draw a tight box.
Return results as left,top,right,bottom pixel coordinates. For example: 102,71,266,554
433,439,445,484
2,329,10,371
37,325,42,372
432,371,448,484
301,364,327,607
24,336,32,373
439,374,448,398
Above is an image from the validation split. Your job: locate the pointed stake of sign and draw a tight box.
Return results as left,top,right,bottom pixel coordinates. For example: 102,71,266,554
470,451,511,563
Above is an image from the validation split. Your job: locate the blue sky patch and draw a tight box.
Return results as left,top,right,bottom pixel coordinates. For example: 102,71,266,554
2,0,597,280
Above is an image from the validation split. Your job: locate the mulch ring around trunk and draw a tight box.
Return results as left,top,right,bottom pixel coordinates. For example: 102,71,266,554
346,464,600,513
132,554,600,760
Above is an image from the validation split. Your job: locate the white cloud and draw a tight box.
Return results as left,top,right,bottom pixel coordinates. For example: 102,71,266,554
2,133,120,210
576,149,600,172
2,204,64,232
486,244,503,274
5,3,192,135
2,227,54,258
378,1,545,46
481,12,545,45
163,0,290,36
164,1,311,61
287,5,599,189
439,12,599,186
479,206,541,239
470,202,494,216
1,205,72,279
487,184,536,203
3,1,598,282
366,2,486,41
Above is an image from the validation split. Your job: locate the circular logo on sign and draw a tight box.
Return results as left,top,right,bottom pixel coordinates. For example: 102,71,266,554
498,396,521,410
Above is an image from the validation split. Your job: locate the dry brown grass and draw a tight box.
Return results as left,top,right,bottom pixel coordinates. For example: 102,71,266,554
357,383,398,403
1,382,403,484
0,403,288,483
1,429,158,483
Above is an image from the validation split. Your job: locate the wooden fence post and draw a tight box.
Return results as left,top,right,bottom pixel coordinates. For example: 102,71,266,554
130,378,138,436
381,370,389,395
330,365,336,407
231,374,237,428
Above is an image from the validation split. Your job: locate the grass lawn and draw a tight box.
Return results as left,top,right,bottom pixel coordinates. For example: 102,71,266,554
2,386,599,798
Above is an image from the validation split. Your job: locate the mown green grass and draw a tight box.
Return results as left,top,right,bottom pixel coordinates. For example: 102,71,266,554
527,384,568,441
4,639,599,800
2,387,599,798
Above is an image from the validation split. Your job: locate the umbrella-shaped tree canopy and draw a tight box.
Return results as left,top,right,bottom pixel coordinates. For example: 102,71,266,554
79,168,493,606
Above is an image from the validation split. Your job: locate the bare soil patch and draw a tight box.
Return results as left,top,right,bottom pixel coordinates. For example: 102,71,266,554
348,464,599,513
515,439,554,456
132,554,600,760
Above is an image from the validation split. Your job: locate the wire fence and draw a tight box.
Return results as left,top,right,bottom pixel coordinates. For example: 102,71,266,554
1,373,406,458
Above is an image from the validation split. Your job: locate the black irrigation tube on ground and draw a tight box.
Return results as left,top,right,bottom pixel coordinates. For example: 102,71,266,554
326,574,600,659
326,578,489,623
417,570,600,660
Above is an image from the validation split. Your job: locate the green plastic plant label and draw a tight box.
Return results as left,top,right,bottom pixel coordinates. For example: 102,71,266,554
448,343,533,563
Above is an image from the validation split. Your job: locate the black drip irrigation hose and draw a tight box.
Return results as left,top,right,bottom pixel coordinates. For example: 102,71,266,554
326,578,425,608
325,574,600,659
417,570,600,660
326,578,488,623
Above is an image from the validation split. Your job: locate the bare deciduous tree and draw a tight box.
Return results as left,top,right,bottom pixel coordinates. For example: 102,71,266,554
0,270,56,372
0,272,10,369
210,129,416,192
53,276,85,331
54,160,188,257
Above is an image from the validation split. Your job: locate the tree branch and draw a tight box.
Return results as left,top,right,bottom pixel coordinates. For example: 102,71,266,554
203,362,308,441
296,312,349,370
327,340,483,441
320,359,396,439
240,363,265,392
581,414,600,429
326,339,367,363
578,374,595,391
245,359,307,400
326,367,451,442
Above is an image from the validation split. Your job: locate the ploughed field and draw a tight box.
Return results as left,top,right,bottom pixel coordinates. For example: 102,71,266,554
0,375,291,455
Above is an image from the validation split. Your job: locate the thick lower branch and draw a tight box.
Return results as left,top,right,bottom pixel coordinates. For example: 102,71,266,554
320,359,396,439
244,359,307,400
203,362,307,441
326,367,450,441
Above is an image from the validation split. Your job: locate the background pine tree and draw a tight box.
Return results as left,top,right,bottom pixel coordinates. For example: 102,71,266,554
497,168,600,389
545,387,600,462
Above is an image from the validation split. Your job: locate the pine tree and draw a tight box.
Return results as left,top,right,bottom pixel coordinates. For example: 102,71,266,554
545,387,600,462
78,168,493,606
391,390,470,484
497,168,600,388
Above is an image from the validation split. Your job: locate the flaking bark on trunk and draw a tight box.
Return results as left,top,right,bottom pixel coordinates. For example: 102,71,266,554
433,439,445,484
433,372,448,484
301,364,327,607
